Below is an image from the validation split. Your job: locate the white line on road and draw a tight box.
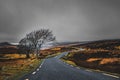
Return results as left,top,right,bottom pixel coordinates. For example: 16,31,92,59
76,67,80,69
41,60,45,66
37,68,39,71
32,71,36,75
85,69,92,72
103,73,119,78
39,66,41,68
39,60,45,68
32,60,45,75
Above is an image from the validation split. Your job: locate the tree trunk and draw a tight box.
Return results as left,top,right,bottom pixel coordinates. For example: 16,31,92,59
39,50,41,56
35,49,39,59
26,53,30,58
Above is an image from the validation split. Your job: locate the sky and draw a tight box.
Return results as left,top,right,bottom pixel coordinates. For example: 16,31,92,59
0,0,120,43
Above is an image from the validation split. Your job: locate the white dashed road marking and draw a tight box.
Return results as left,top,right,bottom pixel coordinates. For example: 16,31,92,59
39,66,41,68
85,69,92,72
76,67,80,69
32,71,36,75
103,73,119,79
41,60,45,66
37,68,39,71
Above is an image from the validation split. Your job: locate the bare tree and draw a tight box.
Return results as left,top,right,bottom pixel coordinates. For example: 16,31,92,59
26,29,55,58
18,38,34,58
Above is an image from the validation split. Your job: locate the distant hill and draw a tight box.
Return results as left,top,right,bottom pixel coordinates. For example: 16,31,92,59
0,42,18,54
62,39,120,74
0,42,12,46
80,39,120,50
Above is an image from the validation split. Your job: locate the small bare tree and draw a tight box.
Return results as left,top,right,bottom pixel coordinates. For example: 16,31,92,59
26,29,55,58
18,38,34,58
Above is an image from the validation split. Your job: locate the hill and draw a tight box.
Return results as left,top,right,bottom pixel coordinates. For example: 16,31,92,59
0,42,18,54
0,42,12,46
62,39,120,74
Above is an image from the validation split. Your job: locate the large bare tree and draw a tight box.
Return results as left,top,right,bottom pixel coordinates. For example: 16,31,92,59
26,29,55,58
18,38,34,58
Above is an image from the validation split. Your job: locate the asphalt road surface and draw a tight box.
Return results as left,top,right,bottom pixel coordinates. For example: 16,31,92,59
20,52,120,80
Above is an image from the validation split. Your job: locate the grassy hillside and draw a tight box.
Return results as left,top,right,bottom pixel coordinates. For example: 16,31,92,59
0,45,63,80
62,39,120,74
0,54,42,80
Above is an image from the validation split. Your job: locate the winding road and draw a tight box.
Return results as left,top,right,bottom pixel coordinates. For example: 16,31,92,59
20,52,120,80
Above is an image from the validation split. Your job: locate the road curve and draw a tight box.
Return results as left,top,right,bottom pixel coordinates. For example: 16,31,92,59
20,52,120,80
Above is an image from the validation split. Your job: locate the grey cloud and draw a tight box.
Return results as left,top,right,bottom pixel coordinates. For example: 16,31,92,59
0,0,120,42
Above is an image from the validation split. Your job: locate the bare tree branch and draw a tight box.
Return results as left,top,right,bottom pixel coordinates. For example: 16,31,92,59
20,29,56,58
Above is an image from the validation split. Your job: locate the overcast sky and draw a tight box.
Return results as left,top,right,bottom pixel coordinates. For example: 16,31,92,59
0,0,120,42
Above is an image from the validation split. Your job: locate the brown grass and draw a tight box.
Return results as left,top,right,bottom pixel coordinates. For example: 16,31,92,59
87,58,102,62
100,58,120,65
0,47,63,80
63,47,120,74
86,58,120,65
0,54,41,80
